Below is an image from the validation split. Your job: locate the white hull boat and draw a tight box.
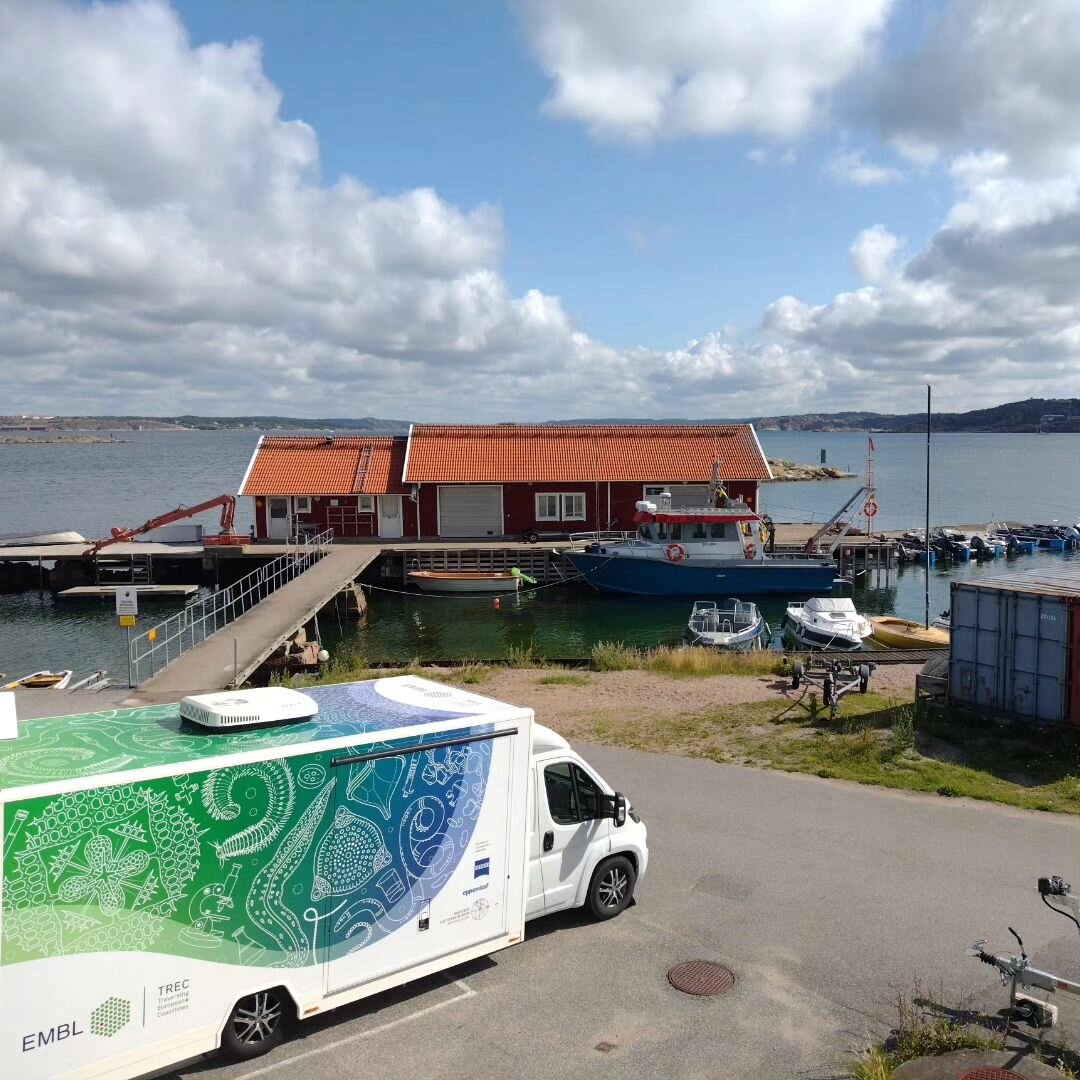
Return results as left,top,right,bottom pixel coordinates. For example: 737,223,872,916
783,598,873,651
0,531,87,546
686,599,770,650
408,571,522,594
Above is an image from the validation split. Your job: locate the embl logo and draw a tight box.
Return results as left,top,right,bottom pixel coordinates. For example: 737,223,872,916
21,1020,84,1053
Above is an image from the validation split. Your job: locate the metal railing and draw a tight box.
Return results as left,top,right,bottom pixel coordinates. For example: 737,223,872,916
566,530,635,545
129,529,334,686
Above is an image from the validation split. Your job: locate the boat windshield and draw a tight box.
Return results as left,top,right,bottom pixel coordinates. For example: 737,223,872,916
638,521,737,542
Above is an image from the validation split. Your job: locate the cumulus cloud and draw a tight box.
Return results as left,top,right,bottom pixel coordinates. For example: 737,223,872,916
519,0,894,142
827,149,903,187
850,226,902,283
6,0,1080,423
873,0,1080,173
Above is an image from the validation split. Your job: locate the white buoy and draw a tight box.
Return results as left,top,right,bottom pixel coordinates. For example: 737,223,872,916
317,649,330,663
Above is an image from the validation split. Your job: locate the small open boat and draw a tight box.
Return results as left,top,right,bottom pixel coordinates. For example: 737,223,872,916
686,599,770,650
869,616,949,649
408,570,522,595
783,598,873,651
1,669,74,690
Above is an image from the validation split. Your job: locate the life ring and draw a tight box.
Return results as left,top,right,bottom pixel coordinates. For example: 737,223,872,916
666,543,687,563
743,542,756,560
864,499,879,519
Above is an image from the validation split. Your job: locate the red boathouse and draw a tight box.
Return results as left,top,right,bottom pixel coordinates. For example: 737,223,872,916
239,424,772,541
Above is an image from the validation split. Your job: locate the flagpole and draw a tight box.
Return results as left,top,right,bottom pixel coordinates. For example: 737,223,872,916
925,384,931,629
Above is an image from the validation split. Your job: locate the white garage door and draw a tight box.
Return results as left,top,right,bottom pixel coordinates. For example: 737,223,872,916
438,485,504,537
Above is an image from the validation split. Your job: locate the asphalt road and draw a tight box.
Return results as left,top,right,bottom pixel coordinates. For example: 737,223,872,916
160,743,1080,1080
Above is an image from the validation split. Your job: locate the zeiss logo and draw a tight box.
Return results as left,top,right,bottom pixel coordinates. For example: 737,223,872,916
474,858,490,879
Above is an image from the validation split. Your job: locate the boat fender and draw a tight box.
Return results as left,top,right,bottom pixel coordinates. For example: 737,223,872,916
743,542,756,560
666,543,687,563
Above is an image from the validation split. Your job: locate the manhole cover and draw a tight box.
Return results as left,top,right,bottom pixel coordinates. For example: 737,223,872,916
667,960,735,997
958,1070,1026,1080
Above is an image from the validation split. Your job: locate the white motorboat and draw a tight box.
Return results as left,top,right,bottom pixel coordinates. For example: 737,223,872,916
783,598,873,651
685,599,770,650
407,570,522,594
0,531,87,546
932,609,950,630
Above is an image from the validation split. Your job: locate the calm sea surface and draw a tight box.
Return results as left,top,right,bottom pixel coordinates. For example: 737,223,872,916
2,430,1079,675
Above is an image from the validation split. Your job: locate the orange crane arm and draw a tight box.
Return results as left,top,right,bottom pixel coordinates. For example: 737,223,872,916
85,494,238,556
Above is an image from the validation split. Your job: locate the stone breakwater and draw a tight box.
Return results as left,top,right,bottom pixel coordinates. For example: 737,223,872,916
765,459,856,481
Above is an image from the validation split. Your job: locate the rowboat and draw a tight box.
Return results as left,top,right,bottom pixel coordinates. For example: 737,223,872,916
869,616,949,649
407,571,522,595
1,669,74,690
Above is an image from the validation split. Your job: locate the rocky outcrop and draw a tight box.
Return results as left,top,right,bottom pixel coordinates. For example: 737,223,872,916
765,459,856,481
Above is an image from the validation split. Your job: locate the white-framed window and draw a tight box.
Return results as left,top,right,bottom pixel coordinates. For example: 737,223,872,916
562,493,586,521
294,496,311,514
536,493,560,521
536,492,586,521
358,495,375,513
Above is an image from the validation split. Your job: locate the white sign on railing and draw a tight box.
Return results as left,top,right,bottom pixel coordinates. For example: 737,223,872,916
115,587,139,617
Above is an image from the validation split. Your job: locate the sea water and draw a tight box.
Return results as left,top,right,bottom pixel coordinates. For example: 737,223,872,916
2,429,1079,673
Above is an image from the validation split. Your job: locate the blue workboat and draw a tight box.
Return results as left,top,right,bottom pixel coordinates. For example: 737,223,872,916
560,493,837,596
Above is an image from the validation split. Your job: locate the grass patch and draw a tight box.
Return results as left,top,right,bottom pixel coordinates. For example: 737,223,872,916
454,664,492,685
589,640,786,677
537,673,591,687
851,987,1003,1079
564,690,1080,815
506,642,544,669
590,640,642,671
642,647,786,678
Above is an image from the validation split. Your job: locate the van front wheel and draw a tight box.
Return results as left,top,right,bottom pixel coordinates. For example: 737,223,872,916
220,988,289,1062
587,855,636,920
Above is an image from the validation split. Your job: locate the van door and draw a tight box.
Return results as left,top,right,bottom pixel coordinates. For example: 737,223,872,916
535,759,611,913
323,732,515,995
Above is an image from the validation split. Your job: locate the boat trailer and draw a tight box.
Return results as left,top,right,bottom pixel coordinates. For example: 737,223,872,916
970,875,1080,1027
785,656,873,717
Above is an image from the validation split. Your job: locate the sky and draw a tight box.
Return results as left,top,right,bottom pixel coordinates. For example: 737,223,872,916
1,0,1079,421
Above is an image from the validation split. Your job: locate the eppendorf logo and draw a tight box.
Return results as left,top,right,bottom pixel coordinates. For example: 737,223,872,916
91,997,132,1038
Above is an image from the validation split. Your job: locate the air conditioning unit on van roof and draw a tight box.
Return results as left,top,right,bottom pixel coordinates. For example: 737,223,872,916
179,687,318,730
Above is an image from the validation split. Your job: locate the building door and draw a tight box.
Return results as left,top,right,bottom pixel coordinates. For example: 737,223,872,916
267,497,289,540
377,495,403,538
437,485,503,537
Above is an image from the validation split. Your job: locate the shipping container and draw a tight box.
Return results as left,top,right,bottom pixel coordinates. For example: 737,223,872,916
949,564,1080,724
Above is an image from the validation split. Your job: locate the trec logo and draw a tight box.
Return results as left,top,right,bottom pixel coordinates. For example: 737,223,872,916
91,997,132,1038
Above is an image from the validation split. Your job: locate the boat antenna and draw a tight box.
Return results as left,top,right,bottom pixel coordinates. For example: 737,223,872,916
925,383,931,629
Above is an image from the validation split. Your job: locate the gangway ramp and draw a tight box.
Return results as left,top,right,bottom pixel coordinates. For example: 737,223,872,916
137,547,376,698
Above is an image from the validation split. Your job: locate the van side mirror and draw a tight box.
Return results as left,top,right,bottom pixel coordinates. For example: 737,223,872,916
601,792,627,827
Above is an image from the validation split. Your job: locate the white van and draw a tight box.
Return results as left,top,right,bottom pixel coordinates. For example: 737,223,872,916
0,677,647,1079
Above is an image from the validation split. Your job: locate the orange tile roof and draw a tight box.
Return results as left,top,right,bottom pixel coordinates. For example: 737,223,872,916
403,424,771,483
240,436,409,495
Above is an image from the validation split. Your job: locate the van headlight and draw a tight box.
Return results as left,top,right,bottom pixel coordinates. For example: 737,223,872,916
628,805,641,823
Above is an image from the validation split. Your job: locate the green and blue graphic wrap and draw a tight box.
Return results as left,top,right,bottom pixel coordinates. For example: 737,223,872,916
2,682,495,969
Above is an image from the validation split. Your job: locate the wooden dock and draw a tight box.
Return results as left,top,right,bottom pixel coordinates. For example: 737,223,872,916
58,584,201,599
135,547,378,699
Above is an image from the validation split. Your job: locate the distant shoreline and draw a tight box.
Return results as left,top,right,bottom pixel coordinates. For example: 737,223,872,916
0,435,127,445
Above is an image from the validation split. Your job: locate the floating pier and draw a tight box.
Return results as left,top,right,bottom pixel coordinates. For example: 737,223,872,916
58,584,201,599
